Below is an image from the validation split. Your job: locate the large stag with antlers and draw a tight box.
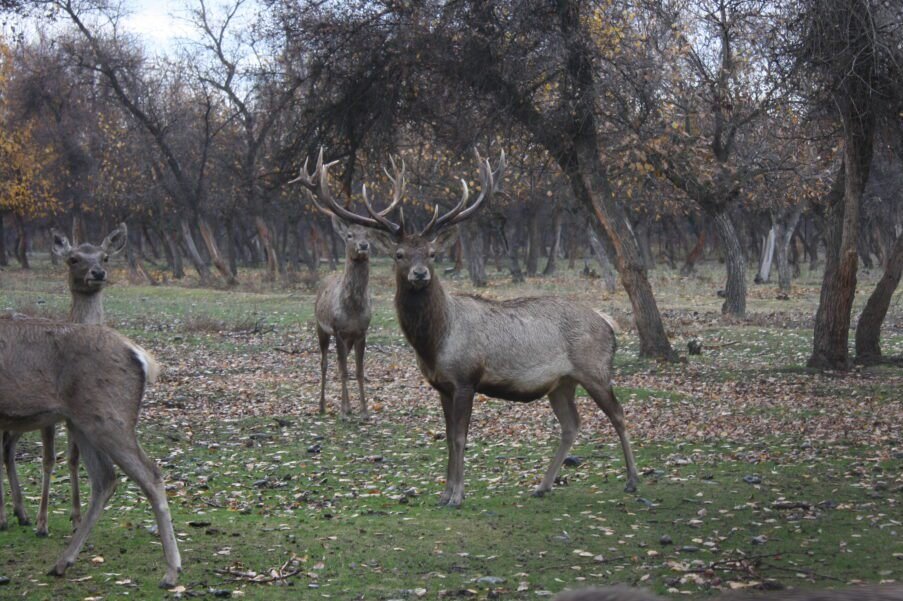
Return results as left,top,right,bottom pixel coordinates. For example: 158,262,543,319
0,319,181,587
291,154,404,418
305,148,639,506
1,224,127,536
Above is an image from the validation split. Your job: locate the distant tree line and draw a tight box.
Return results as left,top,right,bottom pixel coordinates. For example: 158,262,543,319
0,0,901,369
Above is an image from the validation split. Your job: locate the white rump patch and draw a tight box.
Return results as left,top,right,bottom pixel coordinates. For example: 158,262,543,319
129,344,161,384
595,310,620,335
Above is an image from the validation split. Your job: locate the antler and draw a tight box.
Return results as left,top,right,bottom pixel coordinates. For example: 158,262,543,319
421,148,506,238
289,147,403,236
361,155,407,234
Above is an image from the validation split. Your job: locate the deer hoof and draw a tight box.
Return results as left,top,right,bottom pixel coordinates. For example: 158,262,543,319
0,521,7,531
48,561,71,577
17,516,31,527
35,528,49,538
532,489,548,498
624,481,638,493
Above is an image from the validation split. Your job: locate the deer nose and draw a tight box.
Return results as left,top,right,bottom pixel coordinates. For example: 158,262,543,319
90,268,106,281
358,242,369,252
411,266,429,281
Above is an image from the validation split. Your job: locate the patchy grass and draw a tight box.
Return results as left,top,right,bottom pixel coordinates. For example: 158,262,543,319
0,256,901,600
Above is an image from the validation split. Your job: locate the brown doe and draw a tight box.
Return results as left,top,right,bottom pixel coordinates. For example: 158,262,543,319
308,148,639,506
290,152,404,418
1,224,127,536
0,319,181,588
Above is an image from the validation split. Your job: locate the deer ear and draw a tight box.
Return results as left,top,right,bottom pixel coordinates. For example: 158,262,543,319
431,226,460,254
51,228,72,257
101,223,128,256
330,215,350,239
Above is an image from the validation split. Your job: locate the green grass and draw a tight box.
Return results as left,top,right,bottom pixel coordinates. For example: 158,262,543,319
0,257,901,599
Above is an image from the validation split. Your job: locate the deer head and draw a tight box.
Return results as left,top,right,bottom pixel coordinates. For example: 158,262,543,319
51,224,128,295
292,148,506,291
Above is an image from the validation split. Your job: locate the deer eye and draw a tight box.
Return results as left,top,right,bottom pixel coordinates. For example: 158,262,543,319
347,233,353,239
67,257,78,265
395,249,405,260
429,249,436,259
103,255,109,262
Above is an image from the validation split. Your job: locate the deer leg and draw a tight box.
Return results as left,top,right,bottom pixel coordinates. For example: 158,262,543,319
335,335,352,418
354,336,368,418
535,381,580,497
101,434,182,588
36,425,56,536
49,433,117,578
317,327,330,415
3,431,30,526
438,392,455,506
586,383,639,493
442,386,474,508
68,431,82,529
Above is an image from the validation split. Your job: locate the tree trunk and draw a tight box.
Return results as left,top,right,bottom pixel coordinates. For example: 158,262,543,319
160,226,184,279
508,216,525,283
198,217,238,285
255,215,279,282
755,225,776,284
525,208,540,276
0,212,8,267
775,206,803,293
14,214,29,269
681,226,706,276
565,160,675,360
713,211,746,317
855,231,903,364
180,218,211,284
124,227,155,285
587,225,617,293
543,206,563,275
634,217,655,270
461,221,487,287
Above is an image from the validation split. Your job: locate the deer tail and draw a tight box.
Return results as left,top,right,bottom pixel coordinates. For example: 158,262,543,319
595,310,620,336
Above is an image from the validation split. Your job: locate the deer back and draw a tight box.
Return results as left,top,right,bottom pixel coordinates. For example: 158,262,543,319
0,319,156,432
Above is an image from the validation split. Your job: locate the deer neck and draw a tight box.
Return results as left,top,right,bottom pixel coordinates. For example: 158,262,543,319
340,256,370,310
69,289,105,325
394,276,450,370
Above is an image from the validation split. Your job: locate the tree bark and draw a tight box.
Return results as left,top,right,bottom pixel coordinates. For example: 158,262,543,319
254,215,279,283
775,206,803,293
755,225,776,284
14,214,29,269
855,231,903,364
713,211,746,317
634,217,655,270
508,216,525,283
681,225,706,276
587,225,617,293
525,207,540,276
198,217,238,285
461,221,488,287
160,226,184,279
0,212,8,266
543,206,563,276
180,218,211,284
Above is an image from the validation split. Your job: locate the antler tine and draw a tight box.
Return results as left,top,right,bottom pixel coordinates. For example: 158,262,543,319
449,148,506,225
421,148,506,237
421,203,441,235
361,184,403,235
377,155,406,217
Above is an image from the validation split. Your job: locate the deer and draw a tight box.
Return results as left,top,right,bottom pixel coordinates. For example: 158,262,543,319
0,318,181,588
1,224,127,537
302,148,639,507
290,157,403,418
